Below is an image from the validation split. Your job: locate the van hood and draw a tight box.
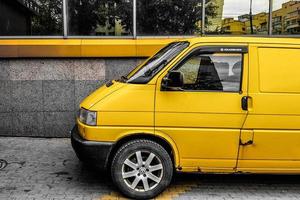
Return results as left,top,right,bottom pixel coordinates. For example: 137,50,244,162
79,81,125,110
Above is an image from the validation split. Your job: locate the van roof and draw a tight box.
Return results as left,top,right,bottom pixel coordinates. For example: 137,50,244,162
183,36,300,46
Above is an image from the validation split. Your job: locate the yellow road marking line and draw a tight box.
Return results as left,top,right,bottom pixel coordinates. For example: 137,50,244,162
155,182,196,200
99,181,197,200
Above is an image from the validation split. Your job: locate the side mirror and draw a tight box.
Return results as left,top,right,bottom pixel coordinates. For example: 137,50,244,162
161,71,184,91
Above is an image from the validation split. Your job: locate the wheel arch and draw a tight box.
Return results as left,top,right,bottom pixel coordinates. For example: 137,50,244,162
107,133,180,170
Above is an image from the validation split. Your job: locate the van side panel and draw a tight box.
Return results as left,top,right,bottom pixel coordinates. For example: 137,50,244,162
238,45,300,172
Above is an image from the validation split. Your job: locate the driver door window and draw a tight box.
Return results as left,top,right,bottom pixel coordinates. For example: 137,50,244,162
174,52,243,92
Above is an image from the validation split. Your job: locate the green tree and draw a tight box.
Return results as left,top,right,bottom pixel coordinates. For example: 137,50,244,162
31,0,217,36
68,0,131,35
31,0,63,35
125,0,217,35
68,0,100,35
68,0,218,36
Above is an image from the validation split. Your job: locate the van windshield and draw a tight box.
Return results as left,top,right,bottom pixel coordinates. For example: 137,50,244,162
126,42,189,84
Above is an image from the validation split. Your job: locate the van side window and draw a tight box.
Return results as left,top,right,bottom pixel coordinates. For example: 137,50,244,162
174,52,243,92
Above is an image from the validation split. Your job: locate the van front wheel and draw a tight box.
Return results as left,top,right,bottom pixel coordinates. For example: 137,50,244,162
111,139,173,199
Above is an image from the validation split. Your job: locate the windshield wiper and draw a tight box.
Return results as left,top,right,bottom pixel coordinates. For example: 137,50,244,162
144,60,168,77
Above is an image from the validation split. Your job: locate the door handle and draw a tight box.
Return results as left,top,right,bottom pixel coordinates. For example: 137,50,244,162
241,96,249,111
239,139,253,146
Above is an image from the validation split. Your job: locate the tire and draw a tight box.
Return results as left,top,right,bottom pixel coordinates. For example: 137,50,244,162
111,139,173,199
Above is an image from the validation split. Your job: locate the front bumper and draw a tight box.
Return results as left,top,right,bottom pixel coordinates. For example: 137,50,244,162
70,125,114,170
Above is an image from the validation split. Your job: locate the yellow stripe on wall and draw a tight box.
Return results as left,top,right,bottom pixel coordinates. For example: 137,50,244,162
0,38,180,58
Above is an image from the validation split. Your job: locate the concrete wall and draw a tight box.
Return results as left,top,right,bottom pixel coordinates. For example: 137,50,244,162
0,58,144,137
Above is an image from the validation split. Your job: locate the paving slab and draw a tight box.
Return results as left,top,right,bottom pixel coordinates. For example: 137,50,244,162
1,137,300,200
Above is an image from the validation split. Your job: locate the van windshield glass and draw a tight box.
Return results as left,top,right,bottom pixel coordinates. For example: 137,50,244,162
126,42,189,84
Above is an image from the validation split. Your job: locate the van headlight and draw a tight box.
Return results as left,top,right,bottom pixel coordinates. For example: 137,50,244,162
78,108,97,126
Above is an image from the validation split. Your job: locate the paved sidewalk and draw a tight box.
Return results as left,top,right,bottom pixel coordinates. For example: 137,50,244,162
1,137,300,200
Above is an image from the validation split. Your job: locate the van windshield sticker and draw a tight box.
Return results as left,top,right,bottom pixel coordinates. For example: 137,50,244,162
220,48,243,52
200,46,248,53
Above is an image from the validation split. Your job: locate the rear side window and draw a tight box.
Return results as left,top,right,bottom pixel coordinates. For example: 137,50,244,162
258,48,300,93
174,52,243,92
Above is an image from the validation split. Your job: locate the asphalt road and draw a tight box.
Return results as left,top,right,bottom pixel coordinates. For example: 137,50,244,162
1,137,300,200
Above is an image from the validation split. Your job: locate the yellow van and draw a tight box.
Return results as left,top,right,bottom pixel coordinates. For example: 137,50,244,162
71,37,300,199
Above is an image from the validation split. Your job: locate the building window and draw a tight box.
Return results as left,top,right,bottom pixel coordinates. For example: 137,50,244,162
0,0,63,36
136,0,203,36
206,0,269,35
1,0,300,37
68,0,133,36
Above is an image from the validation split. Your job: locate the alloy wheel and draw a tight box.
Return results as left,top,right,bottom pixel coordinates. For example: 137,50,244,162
121,150,163,192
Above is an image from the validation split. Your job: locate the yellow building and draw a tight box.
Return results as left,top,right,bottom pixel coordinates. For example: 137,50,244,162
95,19,129,36
222,12,268,35
221,18,246,35
221,0,300,35
245,12,269,34
272,1,300,34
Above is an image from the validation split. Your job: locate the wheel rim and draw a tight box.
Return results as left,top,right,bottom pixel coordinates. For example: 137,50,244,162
121,150,164,192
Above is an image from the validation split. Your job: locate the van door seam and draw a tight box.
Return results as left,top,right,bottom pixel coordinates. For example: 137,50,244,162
234,45,250,170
